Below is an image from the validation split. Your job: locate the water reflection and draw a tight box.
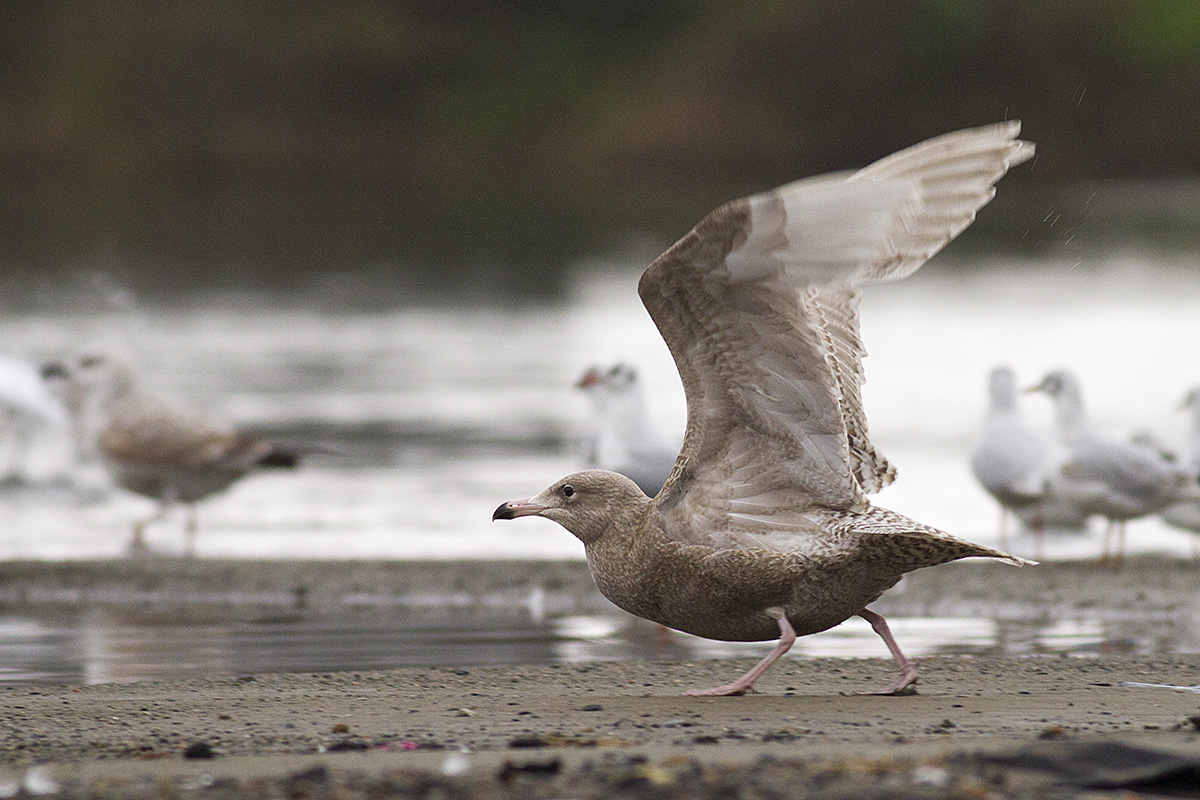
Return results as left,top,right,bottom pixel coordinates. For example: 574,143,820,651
0,606,1196,687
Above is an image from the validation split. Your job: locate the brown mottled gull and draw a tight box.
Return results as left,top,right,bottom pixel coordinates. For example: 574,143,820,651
495,122,1035,696
42,353,304,556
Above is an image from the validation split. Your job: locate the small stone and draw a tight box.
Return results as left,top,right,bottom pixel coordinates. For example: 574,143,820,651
183,741,215,760
508,736,548,748
326,737,370,752
498,758,561,783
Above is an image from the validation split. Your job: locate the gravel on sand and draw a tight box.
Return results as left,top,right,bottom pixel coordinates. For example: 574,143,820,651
3,655,1200,798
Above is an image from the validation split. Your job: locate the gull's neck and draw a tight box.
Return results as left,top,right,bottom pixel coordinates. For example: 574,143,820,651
987,376,1020,417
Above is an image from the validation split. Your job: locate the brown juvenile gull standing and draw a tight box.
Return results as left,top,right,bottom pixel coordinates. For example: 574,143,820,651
494,122,1036,696
42,353,305,556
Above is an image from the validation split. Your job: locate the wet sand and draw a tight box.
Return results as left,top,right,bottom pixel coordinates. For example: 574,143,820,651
2,557,1200,797
3,656,1200,797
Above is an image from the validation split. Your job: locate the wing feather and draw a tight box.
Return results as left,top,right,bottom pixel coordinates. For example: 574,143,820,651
640,122,1032,548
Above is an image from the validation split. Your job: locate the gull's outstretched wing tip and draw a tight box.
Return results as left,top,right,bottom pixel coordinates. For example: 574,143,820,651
638,123,1032,531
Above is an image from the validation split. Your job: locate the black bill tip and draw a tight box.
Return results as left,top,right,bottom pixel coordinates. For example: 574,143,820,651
492,501,516,521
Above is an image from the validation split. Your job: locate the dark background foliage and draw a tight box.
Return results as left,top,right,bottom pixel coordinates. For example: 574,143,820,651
1,1,1197,297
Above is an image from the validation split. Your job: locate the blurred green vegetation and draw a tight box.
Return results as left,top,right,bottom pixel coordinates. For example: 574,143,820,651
1,0,1199,297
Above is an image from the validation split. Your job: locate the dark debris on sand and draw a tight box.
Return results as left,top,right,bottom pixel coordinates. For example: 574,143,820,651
29,748,1180,800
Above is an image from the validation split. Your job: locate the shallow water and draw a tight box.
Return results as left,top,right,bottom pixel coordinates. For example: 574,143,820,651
0,604,1183,686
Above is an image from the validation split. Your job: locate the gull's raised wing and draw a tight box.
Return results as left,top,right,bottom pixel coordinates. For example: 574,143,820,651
638,122,1032,548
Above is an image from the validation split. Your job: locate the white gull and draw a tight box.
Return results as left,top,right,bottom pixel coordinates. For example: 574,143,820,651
969,365,1086,554
1028,370,1197,564
576,363,678,496
0,355,72,483
1158,388,1200,549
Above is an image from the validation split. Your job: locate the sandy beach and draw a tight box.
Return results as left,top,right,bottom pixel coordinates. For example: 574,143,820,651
3,655,1200,797
0,557,1198,797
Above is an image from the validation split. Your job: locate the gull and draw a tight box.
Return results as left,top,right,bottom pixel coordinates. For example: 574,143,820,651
42,353,305,555
1028,370,1197,565
495,122,1035,696
576,363,679,496
969,366,1086,554
1158,388,1200,551
0,355,71,483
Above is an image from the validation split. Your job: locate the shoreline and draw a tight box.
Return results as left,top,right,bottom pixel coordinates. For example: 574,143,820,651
0,555,1196,616
1,557,1200,796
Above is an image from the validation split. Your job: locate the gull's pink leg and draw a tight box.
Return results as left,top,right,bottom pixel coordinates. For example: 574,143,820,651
685,608,795,697
855,609,918,695
183,505,199,558
129,498,173,557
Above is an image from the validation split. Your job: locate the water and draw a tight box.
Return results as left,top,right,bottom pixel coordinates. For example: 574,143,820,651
0,605,1182,686
1,242,1199,683
2,248,1199,562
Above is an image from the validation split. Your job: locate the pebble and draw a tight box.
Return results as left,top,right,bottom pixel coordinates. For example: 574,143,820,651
182,741,216,759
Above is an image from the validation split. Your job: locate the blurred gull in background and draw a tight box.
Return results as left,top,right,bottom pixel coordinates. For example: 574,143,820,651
1157,388,1200,552
969,366,1085,556
0,355,73,485
42,353,309,556
576,363,678,497
1028,370,1198,565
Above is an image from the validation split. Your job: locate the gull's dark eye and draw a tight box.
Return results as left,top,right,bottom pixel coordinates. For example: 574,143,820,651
562,485,576,498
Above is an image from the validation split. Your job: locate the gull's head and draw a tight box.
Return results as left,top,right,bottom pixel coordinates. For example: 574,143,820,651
1026,369,1078,400
575,365,604,391
40,353,137,409
492,469,648,545
603,363,639,393
576,363,639,397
